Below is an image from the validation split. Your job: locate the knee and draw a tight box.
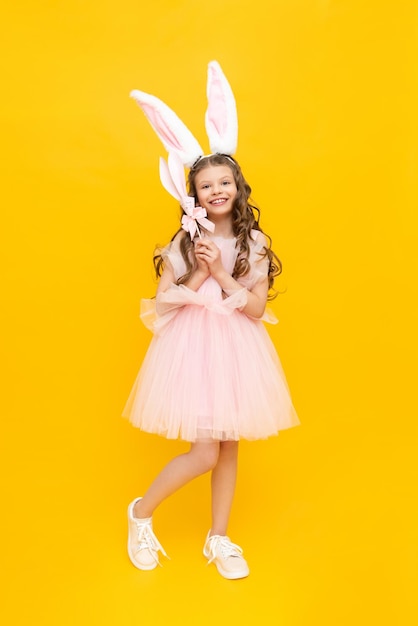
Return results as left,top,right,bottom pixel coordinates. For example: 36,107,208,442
190,443,219,473
219,440,239,460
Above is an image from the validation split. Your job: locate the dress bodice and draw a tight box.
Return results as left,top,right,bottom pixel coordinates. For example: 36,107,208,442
162,229,269,294
140,230,277,334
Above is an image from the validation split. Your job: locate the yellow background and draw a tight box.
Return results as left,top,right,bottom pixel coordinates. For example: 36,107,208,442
1,1,417,624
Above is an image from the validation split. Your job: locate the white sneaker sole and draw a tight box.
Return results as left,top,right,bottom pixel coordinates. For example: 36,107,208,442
213,563,250,580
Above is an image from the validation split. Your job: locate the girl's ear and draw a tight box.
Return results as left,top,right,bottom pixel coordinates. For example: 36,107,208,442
130,90,203,167
205,61,238,156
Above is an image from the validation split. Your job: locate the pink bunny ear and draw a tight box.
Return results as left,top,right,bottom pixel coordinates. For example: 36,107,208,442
205,61,238,155
130,90,203,167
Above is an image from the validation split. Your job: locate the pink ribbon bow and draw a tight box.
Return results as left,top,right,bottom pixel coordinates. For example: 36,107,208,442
181,197,215,239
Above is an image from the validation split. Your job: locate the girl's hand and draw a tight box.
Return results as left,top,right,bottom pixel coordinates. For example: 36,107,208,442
194,239,225,279
194,242,210,277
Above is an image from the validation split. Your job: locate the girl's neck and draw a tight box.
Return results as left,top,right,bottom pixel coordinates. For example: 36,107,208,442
209,216,234,239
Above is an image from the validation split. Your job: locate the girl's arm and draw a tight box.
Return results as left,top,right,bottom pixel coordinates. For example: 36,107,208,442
157,232,210,296
194,239,269,318
156,263,209,295
155,260,208,318
219,272,268,319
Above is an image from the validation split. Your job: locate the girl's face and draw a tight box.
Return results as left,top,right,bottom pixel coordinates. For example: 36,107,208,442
194,165,237,220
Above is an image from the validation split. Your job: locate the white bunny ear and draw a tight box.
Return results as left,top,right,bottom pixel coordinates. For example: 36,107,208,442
159,157,181,201
205,61,238,155
130,90,203,167
159,152,190,208
160,151,216,239
167,152,188,198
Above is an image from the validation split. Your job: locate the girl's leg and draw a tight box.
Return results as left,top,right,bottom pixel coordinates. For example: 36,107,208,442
210,441,239,536
204,441,249,579
134,441,220,518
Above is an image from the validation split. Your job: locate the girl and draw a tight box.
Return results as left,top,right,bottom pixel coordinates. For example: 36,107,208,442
123,63,299,580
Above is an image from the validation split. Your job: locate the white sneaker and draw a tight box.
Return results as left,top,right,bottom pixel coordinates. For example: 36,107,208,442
203,532,250,580
127,498,168,570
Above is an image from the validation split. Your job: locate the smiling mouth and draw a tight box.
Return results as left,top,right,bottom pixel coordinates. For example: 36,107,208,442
210,198,227,205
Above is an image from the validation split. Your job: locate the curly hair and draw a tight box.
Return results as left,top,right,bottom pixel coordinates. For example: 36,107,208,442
154,154,282,299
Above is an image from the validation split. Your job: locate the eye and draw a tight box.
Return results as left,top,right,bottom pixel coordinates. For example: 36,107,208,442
222,180,231,186
200,184,210,189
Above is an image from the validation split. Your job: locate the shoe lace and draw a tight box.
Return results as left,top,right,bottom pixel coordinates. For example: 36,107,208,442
134,520,168,566
206,535,244,565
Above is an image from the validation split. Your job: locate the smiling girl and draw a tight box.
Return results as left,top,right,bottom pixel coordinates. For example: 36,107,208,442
123,152,299,579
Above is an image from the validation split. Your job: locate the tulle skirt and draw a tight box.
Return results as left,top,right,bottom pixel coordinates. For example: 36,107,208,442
122,302,299,442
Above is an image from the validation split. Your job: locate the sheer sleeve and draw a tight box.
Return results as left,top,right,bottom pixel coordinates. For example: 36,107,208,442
237,230,269,290
236,230,278,325
159,238,188,283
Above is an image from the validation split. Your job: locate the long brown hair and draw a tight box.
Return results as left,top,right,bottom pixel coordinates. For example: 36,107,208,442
154,154,282,299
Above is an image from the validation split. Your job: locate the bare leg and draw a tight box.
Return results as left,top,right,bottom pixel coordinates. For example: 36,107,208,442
134,441,220,518
210,441,239,536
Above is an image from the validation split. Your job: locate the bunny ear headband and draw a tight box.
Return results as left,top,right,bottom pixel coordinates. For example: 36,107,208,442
130,60,238,238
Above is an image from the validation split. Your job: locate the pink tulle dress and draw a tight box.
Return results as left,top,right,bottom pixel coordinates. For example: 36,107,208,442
122,231,300,441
